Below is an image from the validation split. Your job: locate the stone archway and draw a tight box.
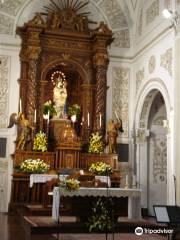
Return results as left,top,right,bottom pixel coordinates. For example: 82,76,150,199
133,79,174,215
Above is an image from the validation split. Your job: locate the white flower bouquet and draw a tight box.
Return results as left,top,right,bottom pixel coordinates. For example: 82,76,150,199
89,162,113,176
19,158,50,173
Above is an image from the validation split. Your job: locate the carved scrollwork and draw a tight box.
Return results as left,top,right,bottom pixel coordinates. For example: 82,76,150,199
43,0,89,32
27,46,41,60
94,21,112,35
28,13,46,27
20,46,41,61
93,53,109,68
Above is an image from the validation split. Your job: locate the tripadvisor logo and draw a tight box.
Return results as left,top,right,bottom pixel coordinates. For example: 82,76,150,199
135,227,143,236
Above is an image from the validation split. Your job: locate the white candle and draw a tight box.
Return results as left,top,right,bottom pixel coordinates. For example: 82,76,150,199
34,109,36,123
19,98,22,113
125,175,129,186
100,113,102,127
87,112,90,127
133,175,136,186
47,110,50,124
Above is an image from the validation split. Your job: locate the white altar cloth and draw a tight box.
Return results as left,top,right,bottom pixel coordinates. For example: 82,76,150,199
29,174,58,188
51,187,142,221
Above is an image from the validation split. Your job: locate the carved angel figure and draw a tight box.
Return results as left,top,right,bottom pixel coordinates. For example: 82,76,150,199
8,112,34,150
53,78,67,118
106,119,123,154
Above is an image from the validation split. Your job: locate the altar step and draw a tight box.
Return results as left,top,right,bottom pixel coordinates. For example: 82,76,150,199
25,204,52,216
23,215,167,235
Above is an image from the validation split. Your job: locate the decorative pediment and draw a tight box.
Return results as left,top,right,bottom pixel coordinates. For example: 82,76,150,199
26,0,92,32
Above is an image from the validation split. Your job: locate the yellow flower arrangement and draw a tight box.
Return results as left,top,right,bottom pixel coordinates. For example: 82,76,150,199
88,132,104,154
89,162,113,176
33,131,47,152
59,178,80,191
19,159,50,173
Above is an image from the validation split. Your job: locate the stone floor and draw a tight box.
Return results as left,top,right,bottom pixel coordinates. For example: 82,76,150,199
0,213,171,240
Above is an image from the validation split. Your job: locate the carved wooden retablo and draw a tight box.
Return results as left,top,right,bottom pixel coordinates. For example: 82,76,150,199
17,0,113,147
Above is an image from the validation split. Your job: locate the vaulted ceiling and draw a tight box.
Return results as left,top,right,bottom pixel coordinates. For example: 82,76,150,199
0,0,177,54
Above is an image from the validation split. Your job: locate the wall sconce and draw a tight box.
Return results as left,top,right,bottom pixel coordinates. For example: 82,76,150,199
162,8,179,32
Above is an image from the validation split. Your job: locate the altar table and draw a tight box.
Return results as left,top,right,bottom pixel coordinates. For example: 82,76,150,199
30,174,58,188
51,187,142,221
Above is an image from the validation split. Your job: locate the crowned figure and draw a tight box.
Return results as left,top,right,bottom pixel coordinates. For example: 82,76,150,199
53,77,67,119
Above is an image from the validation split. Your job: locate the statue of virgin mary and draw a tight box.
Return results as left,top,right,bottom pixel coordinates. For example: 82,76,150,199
53,78,67,118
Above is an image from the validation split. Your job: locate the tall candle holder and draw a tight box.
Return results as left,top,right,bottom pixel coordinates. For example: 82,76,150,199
132,175,137,189
124,174,129,189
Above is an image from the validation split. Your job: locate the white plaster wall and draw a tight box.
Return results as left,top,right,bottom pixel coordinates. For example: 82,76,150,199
108,58,132,144
132,31,175,207
0,45,20,212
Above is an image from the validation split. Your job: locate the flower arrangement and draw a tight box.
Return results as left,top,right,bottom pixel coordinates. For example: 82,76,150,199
43,100,56,116
88,132,104,154
86,198,112,232
19,158,50,173
68,104,81,117
33,131,47,152
59,178,80,191
89,162,113,176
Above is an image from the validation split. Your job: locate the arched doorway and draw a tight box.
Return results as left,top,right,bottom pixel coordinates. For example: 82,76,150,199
134,80,174,216
146,91,167,215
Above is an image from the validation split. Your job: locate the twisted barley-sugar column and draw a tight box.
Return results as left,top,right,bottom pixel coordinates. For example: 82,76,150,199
26,46,41,127
93,53,108,137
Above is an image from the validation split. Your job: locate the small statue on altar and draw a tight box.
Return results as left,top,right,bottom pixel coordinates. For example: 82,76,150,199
53,78,67,118
106,119,123,154
8,112,34,150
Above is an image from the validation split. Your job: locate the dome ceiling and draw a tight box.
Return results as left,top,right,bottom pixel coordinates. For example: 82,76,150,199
0,0,132,49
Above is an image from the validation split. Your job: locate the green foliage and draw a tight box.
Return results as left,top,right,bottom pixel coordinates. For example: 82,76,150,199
43,100,56,116
68,104,81,117
87,198,112,232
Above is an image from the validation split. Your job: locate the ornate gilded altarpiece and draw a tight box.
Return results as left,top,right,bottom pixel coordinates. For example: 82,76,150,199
17,0,113,142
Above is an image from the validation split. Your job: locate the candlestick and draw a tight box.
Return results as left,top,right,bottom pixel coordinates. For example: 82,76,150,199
87,112,90,127
100,113,102,128
34,109,36,123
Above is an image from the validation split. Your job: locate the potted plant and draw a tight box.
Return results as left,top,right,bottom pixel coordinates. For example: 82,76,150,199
86,198,112,232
